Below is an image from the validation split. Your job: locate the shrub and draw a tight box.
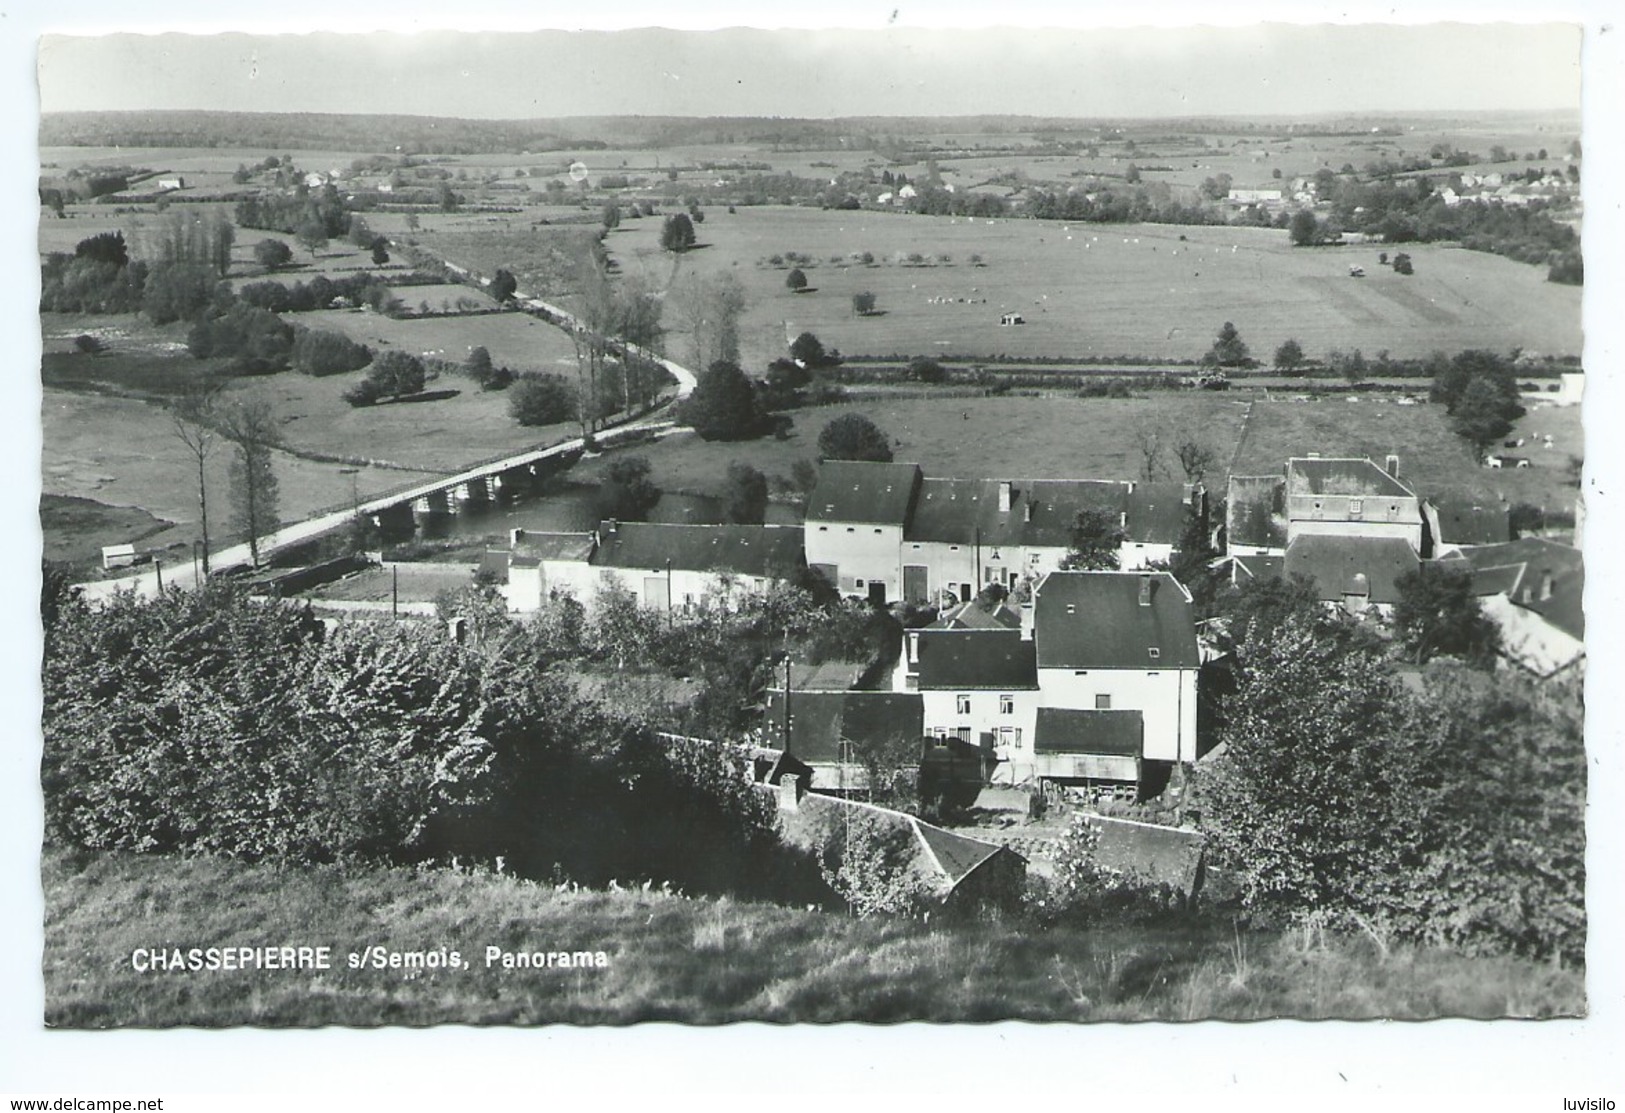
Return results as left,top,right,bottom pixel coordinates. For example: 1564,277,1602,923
508,372,576,426
817,810,933,918
73,334,106,356
817,414,893,463
683,361,764,441
907,357,947,384
291,328,372,377
252,238,293,270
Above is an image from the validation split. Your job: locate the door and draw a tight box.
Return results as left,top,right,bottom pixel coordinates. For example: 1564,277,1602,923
903,564,928,605
867,580,887,606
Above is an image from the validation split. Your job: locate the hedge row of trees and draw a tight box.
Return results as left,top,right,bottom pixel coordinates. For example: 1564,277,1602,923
42,584,796,895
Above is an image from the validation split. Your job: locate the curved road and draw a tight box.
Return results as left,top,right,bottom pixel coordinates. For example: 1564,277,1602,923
75,279,699,603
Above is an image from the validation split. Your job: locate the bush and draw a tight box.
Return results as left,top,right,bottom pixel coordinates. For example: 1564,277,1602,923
786,268,807,292
252,238,293,270
907,357,947,384
508,372,576,426
817,413,893,463
291,328,372,377
683,360,764,441
73,334,106,356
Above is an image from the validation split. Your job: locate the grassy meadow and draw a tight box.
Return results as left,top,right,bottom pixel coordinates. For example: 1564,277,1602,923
594,208,1581,371
43,847,1584,1026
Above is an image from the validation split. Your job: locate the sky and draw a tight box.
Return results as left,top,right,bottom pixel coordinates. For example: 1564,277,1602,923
37,22,1583,121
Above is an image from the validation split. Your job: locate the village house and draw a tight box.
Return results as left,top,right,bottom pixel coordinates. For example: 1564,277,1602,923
1443,537,1584,678
805,461,1203,606
1027,571,1201,789
1225,454,1422,558
503,520,804,613
1281,533,1419,616
759,688,926,794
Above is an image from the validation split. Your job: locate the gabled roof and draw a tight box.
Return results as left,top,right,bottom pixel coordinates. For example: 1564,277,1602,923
1125,484,1195,545
759,690,923,763
1231,554,1284,583
1286,456,1415,499
930,599,1023,631
1033,571,1199,670
1429,498,1512,546
905,477,1127,549
590,522,804,579
1459,537,1583,640
1034,708,1144,756
1283,534,1418,604
913,823,1010,885
510,530,595,566
1226,475,1287,550
916,629,1039,690
806,461,922,525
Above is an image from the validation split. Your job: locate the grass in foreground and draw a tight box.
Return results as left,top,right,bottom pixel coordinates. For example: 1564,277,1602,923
43,847,1583,1027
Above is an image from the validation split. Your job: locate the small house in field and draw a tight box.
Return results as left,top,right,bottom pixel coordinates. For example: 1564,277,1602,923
1000,312,1025,326
156,177,185,191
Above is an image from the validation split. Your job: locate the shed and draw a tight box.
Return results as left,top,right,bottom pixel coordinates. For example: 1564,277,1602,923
1000,312,1025,326
101,543,137,570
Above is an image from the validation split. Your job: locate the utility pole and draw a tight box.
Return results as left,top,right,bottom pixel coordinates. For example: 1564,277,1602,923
392,564,399,619
154,559,163,593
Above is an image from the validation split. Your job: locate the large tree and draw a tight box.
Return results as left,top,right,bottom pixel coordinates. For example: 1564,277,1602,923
723,462,769,525
598,456,661,522
1450,377,1520,462
170,378,220,576
1289,209,1321,246
684,361,763,442
1393,563,1501,667
660,212,696,253
1207,321,1250,367
817,414,893,463
1059,508,1123,571
1273,338,1305,373
217,396,282,567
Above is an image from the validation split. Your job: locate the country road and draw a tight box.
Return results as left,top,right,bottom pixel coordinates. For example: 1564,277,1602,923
74,265,700,602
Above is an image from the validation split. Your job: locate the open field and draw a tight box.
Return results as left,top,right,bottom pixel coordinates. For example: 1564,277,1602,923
575,393,1582,513
298,305,581,377
43,847,1583,1025
593,209,1583,370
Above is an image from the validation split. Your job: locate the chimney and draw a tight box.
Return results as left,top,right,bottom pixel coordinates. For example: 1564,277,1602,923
604,518,619,535
1138,574,1153,607
1024,499,1034,523
1540,569,1555,601
1385,454,1400,478
908,630,920,665
998,481,1012,513
778,773,802,812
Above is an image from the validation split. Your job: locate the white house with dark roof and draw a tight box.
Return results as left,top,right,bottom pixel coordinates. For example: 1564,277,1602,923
804,461,922,603
902,628,1041,769
1028,571,1201,774
504,521,804,613
804,461,1202,606
1448,537,1584,678
1284,455,1423,550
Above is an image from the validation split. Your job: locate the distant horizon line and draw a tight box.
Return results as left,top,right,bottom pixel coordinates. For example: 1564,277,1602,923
39,106,1581,125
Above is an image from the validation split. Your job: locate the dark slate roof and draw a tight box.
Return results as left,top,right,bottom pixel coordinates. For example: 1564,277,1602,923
589,522,804,578
510,530,596,566
1460,537,1584,640
930,600,1023,630
1286,456,1415,499
1226,475,1287,550
915,629,1039,690
1034,708,1144,756
914,823,1011,885
1032,571,1200,670
1232,554,1284,583
1283,534,1418,604
806,461,922,525
1429,498,1512,546
759,690,923,763
788,660,864,692
1125,484,1195,545
905,477,1128,549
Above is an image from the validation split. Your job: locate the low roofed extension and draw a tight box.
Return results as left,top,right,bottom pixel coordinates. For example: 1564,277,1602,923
1427,497,1513,548
1034,707,1144,756
590,521,805,579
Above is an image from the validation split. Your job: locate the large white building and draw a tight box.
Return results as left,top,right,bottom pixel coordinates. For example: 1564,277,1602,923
806,461,1204,606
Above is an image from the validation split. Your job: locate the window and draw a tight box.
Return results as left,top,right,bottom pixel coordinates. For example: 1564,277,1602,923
999,694,1015,714
817,525,828,532
956,727,972,743
1014,728,1023,748
1148,647,1161,660
956,694,972,715
846,527,855,533
998,726,1015,749
1095,693,1112,710
854,578,866,588
1349,498,1363,517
